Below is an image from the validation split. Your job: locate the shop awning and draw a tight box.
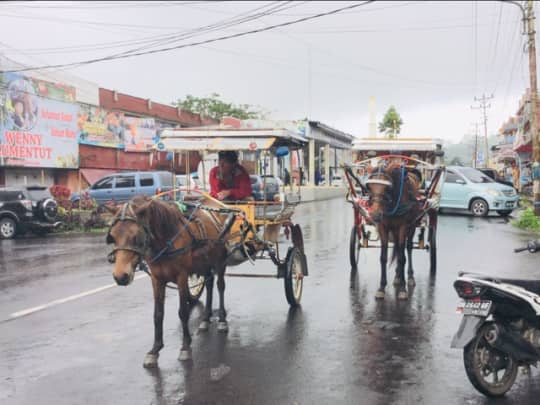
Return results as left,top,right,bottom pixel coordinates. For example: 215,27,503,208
80,168,120,185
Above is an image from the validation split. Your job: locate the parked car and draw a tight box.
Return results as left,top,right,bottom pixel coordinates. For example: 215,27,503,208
477,168,514,188
176,174,203,190
0,185,62,239
250,174,280,201
71,171,178,206
440,166,519,217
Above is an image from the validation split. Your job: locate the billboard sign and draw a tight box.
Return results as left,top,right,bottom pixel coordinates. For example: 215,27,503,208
0,73,78,168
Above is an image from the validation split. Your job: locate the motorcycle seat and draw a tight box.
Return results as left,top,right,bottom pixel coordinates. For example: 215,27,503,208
459,272,540,296
497,279,540,296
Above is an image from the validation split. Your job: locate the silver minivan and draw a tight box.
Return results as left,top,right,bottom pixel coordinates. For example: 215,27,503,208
71,171,177,205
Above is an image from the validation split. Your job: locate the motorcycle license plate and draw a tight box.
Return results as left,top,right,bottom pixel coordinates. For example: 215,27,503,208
460,300,492,316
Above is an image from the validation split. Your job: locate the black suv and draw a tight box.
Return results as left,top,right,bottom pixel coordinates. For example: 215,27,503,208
0,185,62,239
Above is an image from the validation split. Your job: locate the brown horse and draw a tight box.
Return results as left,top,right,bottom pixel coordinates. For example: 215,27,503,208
365,162,422,300
106,194,238,367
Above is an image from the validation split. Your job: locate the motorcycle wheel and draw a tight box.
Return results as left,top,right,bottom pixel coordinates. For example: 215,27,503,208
463,326,518,397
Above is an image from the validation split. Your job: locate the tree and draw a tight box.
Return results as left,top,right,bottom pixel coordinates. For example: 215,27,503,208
378,106,403,138
172,93,265,120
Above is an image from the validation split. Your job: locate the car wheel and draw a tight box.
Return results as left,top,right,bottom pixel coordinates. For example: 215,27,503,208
0,217,17,239
470,198,489,217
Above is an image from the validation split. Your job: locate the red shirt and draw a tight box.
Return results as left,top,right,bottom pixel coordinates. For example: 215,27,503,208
209,164,252,200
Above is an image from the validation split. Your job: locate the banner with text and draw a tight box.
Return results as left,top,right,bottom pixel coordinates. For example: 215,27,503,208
0,72,78,168
78,108,158,151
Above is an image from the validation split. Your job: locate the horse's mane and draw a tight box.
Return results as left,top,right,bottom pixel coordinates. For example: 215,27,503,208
130,196,185,247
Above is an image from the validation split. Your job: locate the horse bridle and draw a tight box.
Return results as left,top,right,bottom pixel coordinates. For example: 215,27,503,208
365,171,394,204
106,203,151,265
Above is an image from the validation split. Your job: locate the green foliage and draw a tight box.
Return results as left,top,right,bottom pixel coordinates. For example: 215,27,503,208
378,106,403,138
173,93,265,120
513,208,540,232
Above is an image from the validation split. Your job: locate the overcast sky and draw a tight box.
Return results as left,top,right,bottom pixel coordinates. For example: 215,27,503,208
0,1,535,143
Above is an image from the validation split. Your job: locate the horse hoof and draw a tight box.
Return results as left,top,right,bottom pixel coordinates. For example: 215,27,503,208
375,290,385,300
179,349,192,361
408,278,416,287
143,354,159,368
199,321,210,331
398,291,409,300
217,321,229,332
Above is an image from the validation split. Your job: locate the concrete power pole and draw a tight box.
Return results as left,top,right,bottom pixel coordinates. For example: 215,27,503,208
471,122,480,168
526,0,540,215
471,94,493,168
505,0,540,214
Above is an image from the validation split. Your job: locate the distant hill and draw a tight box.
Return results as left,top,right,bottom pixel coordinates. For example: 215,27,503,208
443,134,499,166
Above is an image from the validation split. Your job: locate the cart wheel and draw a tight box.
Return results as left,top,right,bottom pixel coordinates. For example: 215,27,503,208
349,225,362,269
428,223,437,274
284,247,305,307
188,273,206,303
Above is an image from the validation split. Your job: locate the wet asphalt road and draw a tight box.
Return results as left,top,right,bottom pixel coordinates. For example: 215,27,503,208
1,198,540,405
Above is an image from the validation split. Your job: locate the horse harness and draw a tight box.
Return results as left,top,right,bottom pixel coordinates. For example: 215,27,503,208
364,165,419,217
106,202,210,267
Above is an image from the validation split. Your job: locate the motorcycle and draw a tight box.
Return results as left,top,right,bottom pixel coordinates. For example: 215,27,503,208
450,240,540,397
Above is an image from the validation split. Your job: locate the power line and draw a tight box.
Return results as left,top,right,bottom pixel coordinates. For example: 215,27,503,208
0,1,375,74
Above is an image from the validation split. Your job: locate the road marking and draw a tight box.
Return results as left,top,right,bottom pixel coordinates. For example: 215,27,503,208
1,274,148,323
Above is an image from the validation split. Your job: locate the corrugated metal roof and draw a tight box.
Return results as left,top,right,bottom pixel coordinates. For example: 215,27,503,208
351,137,443,152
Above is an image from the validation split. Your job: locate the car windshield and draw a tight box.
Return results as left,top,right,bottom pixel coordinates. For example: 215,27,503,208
460,167,494,183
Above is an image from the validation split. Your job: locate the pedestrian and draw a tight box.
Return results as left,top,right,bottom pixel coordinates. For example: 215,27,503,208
511,161,520,191
283,168,291,186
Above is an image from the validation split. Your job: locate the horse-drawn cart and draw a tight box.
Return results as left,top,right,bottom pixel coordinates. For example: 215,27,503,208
343,138,446,277
157,127,309,307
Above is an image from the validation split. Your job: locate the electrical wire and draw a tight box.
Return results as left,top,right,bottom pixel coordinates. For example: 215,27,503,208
1,1,375,74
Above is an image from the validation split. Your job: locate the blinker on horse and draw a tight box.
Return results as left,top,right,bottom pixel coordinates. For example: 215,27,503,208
106,195,236,367
365,162,422,300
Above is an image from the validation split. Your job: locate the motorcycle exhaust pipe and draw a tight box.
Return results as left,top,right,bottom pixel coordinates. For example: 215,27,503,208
484,324,539,362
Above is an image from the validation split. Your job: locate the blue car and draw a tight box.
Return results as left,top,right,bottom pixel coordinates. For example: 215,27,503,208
440,166,519,217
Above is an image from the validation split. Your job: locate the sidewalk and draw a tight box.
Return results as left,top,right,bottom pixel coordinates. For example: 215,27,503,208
298,185,347,203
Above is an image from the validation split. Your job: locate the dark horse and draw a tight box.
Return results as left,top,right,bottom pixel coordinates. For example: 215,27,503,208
106,195,236,367
365,162,422,300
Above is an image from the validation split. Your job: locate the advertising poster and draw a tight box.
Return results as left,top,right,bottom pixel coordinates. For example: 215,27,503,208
0,73,78,168
77,105,122,148
123,116,156,152
78,108,158,151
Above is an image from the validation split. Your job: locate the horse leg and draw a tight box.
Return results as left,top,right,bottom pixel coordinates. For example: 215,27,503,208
375,230,388,300
396,240,408,300
406,228,416,287
143,277,165,368
177,272,193,361
216,264,228,332
198,273,214,331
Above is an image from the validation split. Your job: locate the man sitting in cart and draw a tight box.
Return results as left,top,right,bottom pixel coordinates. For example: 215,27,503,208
209,150,253,201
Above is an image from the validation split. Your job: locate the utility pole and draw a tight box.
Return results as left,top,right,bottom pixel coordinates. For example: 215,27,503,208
471,122,480,168
471,94,493,168
505,0,540,214
526,0,540,215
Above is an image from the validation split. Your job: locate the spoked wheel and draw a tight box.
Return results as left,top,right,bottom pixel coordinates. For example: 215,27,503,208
187,273,206,303
284,247,305,307
463,325,518,397
349,224,362,269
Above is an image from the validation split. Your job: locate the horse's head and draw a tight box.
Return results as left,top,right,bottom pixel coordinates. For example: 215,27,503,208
106,197,152,286
365,166,394,223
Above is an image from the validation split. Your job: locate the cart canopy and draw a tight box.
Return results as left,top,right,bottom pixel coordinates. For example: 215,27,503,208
156,128,307,152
